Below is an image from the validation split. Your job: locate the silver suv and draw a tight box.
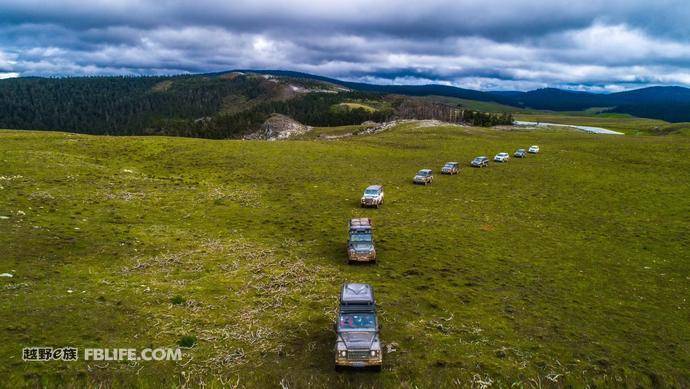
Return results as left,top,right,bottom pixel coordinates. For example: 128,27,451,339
413,169,434,185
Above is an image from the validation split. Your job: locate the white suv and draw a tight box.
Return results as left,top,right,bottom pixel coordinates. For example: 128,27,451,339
528,145,540,154
361,185,384,208
494,152,510,162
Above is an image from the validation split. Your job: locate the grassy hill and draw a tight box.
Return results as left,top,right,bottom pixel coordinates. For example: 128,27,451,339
514,113,690,135
0,72,515,138
1,124,689,387
245,71,690,123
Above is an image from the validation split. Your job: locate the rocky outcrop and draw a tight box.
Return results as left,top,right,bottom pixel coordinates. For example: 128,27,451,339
245,114,312,140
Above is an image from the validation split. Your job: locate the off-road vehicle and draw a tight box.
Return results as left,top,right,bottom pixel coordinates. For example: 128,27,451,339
361,185,384,208
348,218,376,262
494,152,510,162
335,283,382,370
528,145,540,154
441,162,459,175
514,148,527,158
413,169,434,185
471,156,489,167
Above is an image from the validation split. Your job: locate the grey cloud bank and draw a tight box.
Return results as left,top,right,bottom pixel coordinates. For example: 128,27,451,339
1,0,689,91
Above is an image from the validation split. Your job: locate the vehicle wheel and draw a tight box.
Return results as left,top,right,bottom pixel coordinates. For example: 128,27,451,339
335,365,343,372
372,365,382,372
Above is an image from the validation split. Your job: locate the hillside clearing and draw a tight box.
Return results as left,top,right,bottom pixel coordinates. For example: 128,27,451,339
0,124,688,387
337,102,378,112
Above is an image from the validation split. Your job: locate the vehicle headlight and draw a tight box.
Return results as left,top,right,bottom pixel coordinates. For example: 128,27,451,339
340,350,347,357
370,350,378,357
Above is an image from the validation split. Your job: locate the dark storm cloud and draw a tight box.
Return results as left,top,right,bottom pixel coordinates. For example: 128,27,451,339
1,0,690,90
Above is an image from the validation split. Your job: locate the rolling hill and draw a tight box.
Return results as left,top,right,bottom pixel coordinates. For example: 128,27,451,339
2,70,690,139
493,86,690,121
234,70,510,104
0,72,512,138
248,70,690,123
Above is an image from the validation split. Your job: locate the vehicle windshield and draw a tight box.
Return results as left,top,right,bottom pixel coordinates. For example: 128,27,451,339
444,164,453,168
339,313,376,330
364,189,379,195
517,149,524,152
417,171,429,176
352,242,373,251
350,233,372,242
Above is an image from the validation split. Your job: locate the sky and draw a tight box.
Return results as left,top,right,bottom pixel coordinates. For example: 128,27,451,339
1,0,689,91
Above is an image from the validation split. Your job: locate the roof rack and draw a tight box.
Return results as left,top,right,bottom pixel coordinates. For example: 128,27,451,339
340,283,375,307
349,218,372,231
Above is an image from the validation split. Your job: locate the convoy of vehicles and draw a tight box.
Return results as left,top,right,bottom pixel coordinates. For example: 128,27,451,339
335,283,382,370
471,156,490,167
413,169,434,185
494,152,510,162
361,185,384,208
348,218,376,263
337,145,540,370
441,162,460,175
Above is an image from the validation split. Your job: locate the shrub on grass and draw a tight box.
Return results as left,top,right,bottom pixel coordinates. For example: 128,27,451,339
178,335,196,348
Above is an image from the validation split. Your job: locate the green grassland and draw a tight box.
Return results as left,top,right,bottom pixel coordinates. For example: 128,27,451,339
412,97,690,136
514,112,690,136
1,124,689,387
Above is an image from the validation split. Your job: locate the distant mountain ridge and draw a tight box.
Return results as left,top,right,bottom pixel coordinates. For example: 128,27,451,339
1,69,690,132
233,70,510,104
243,70,690,122
0,71,512,138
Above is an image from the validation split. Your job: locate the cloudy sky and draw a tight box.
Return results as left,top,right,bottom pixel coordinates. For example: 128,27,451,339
1,0,689,91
